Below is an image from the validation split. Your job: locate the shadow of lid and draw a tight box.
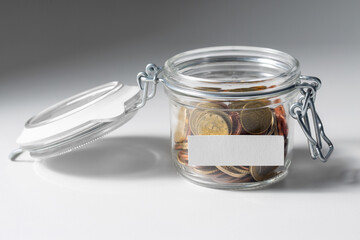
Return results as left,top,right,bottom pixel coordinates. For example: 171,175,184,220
36,136,175,179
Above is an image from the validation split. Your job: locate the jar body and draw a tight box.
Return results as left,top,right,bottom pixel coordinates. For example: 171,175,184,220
167,90,296,189
161,46,301,189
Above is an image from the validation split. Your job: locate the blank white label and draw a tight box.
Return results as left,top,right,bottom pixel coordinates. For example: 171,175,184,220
188,135,284,166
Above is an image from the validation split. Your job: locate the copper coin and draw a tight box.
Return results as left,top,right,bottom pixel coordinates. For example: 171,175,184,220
277,114,288,137
274,104,288,137
274,104,286,118
229,112,242,135
177,150,188,166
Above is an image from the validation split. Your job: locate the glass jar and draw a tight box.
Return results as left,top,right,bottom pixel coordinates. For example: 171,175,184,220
161,46,298,189
10,46,333,190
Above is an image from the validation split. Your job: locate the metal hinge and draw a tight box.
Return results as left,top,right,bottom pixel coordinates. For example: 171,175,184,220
290,75,334,162
128,63,162,112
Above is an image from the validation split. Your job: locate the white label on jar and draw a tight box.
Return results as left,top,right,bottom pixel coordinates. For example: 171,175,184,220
188,135,284,166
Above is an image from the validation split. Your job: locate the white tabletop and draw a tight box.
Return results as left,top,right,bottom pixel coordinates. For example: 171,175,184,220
1,44,360,240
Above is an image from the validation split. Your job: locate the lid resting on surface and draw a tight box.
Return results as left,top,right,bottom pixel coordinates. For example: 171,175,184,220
13,81,140,160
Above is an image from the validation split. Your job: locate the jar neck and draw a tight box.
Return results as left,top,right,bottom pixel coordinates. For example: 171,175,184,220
161,46,301,99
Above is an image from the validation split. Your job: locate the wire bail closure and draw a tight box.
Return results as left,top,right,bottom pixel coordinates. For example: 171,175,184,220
129,63,161,112
290,75,334,162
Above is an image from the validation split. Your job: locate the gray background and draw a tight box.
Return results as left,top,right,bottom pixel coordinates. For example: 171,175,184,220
1,2,360,239
1,0,359,84
1,0,359,142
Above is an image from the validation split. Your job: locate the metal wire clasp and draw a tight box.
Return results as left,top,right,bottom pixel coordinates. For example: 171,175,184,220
290,75,334,162
129,63,162,112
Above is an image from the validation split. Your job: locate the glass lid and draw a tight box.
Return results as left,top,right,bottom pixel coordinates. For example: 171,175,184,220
10,81,141,161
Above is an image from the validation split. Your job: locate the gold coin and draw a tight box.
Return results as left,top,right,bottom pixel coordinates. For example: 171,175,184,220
193,166,220,175
216,166,249,178
249,166,278,181
174,107,189,143
237,166,250,171
271,113,279,135
230,166,250,174
174,141,188,150
189,102,227,134
195,110,231,135
240,101,273,134
265,112,276,135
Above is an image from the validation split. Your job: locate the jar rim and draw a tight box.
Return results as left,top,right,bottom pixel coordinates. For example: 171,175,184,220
161,46,300,98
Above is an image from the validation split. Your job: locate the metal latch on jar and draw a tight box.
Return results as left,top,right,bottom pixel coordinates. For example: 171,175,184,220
290,75,334,162
128,63,162,112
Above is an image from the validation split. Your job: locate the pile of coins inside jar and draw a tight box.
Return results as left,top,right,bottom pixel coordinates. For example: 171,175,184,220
173,99,289,184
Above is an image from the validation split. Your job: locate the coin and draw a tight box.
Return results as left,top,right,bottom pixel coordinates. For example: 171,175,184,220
250,166,278,181
228,174,254,183
189,102,227,134
193,166,220,175
277,117,284,136
229,112,242,135
281,116,288,137
240,101,273,134
195,110,232,135
211,173,236,183
177,150,188,165
211,173,253,183
277,114,288,137
174,141,188,150
265,112,276,135
216,166,250,178
238,166,250,171
272,114,279,135
231,166,250,173
274,104,286,118
174,107,189,143
274,104,288,137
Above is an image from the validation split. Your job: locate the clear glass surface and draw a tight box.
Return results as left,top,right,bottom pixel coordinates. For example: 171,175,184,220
163,46,299,189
